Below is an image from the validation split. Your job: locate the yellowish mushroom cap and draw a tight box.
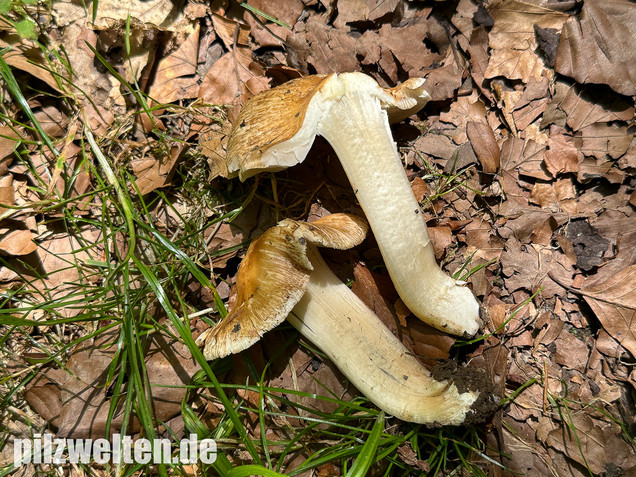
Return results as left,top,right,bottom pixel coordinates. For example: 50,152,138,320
225,72,430,180
226,74,332,179
199,213,368,360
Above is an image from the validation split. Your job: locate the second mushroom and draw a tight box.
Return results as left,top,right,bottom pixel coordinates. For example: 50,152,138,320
198,214,484,426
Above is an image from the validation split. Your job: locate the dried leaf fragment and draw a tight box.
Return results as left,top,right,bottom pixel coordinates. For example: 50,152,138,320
581,265,636,357
466,121,500,174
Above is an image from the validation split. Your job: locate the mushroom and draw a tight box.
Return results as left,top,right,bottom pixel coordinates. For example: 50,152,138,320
197,214,483,425
226,72,480,336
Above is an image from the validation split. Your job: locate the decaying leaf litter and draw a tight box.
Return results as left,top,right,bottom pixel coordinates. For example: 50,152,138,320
0,0,634,475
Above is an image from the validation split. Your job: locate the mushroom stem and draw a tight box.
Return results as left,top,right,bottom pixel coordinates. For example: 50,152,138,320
287,246,478,425
313,74,480,336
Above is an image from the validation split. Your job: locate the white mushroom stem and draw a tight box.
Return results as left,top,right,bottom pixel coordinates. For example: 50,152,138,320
310,74,480,336
287,246,479,425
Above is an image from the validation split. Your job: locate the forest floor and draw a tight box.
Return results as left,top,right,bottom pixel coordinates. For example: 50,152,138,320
0,0,634,475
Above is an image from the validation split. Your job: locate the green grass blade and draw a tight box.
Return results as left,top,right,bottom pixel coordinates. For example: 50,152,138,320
131,256,263,465
345,412,385,477
227,465,288,477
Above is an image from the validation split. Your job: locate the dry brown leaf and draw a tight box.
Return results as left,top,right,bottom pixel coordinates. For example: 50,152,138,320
500,136,549,181
0,40,62,92
428,226,453,259
439,91,488,143
212,13,251,50
423,51,465,102
131,144,185,195
408,319,455,362
577,157,625,184
333,0,401,29
376,22,441,77
199,49,269,111
199,121,232,179
78,0,191,31
0,126,20,169
511,77,550,131
148,23,200,104
0,228,36,256
302,17,362,74
0,175,15,215
559,84,635,131
490,79,524,133
485,0,568,83
0,227,103,317
544,133,582,177
529,178,576,214
469,26,494,102
26,328,199,438
466,121,500,174
265,341,359,417
245,0,305,28
544,413,635,475
576,123,633,160
206,202,275,269
414,132,457,162
555,0,636,96
580,265,636,357
351,263,399,335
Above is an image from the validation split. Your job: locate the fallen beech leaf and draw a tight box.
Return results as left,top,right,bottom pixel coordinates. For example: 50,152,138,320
500,136,549,181
466,121,500,174
0,228,36,256
544,133,582,176
469,26,494,102
580,265,636,357
351,263,400,335
33,105,68,138
545,413,632,475
86,0,191,31
533,25,559,67
303,17,362,75
131,144,185,195
199,50,269,112
199,121,232,179
206,202,275,269
0,227,103,317
26,328,200,438
245,0,305,28
423,53,464,102
439,91,489,143
555,0,636,96
511,77,550,131
0,40,62,92
485,0,568,83
428,226,453,259
559,84,635,131
0,126,20,168
333,0,400,28
577,123,633,160
577,157,625,184
0,175,15,215
148,23,200,104
529,183,557,209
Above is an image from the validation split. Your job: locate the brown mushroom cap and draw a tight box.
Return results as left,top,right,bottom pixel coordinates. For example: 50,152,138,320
226,74,332,178
200,213,368,360
225,72,430,180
